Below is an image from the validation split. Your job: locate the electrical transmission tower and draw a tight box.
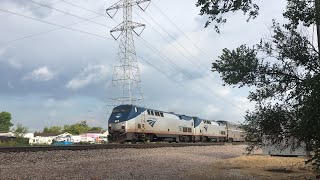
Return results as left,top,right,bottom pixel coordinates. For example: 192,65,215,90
106,0,150,107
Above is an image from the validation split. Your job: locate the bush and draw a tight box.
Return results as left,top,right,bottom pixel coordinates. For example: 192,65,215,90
0,138,29,147
0,140,27,147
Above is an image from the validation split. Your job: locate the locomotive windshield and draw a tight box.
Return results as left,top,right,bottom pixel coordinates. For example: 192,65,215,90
108,105,135,123
112,107,131,113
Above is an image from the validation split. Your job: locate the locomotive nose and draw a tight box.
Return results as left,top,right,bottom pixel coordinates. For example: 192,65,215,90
109,123,126,133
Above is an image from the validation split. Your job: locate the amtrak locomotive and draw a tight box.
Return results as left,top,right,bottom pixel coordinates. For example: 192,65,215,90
108,104,245,143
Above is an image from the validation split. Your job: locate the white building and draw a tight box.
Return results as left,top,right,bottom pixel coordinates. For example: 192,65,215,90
0,132,15,137
29,133,60,145
23,133,34,139
29,136,54,145
262,138,307,156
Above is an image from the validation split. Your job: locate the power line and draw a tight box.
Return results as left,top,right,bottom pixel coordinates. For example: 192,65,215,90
136,37,245,111
134,8,247,99
60,1,245,110
61,0,108,17
151,1,214,65
1,0,246,111
0,8,113,41
139,4,248,99
137,8,210,72
60,0,120,27
0,0,62,18
136,54,245,114
0,15,106,45
136,54,185,88
30,0,113,29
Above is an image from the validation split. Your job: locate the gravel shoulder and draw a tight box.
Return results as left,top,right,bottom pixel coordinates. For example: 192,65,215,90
0,145,245,180
0,145,315,180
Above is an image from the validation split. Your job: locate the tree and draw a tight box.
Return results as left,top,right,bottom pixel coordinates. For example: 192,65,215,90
42,126,63,133
196,0,259,32
63,123,90,135
89,127,103,132
13,123,29,145
13,123,28,138
196,0,320,173
0,112,13,132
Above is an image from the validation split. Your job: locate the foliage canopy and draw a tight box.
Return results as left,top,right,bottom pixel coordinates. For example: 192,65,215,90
197,0,320,173
42,121,104,135
0,112,13,132
13,123,28,138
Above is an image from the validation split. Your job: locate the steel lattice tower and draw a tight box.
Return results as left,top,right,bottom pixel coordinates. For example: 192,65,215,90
106,0,150,106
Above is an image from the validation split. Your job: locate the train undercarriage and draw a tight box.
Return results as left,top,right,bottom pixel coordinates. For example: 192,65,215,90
108,132,228,143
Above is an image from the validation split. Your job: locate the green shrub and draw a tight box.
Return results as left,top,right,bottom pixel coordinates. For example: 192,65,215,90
0,139,29,147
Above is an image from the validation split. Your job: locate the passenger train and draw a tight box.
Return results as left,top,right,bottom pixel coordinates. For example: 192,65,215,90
108,104,245,143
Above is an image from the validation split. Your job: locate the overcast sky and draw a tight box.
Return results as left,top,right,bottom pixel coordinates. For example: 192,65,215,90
0,0,287,131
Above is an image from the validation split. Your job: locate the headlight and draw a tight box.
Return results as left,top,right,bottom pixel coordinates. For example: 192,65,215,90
122,123,125,125
109,124,111,127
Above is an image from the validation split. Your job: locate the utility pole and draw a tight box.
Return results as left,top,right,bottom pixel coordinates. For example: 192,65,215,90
106,0,150,106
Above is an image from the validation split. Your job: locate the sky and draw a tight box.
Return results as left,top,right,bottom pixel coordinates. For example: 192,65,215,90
0,0,287,131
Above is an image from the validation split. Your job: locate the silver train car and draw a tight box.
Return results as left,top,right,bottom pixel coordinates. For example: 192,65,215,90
108,104,244,143
216,120,245,142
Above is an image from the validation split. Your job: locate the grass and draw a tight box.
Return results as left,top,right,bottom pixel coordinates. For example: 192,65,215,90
187,154,313,180
220,155,311,170
0,140,29,147
212,155,315,179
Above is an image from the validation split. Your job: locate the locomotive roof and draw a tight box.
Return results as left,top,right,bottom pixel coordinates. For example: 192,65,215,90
117,104,195,118
114,104,223,123
216,120,239,125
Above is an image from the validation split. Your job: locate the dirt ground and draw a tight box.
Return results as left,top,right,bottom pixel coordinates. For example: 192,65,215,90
0,145,318,180
190,155,316,180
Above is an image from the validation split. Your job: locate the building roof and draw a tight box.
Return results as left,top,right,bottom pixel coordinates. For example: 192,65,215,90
83,131,104,134
0,131,11,133
34,133,60,137
0,132,15,136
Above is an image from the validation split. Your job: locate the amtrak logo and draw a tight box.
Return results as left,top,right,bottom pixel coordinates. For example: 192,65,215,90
147,119,157,127
204,125,208,132
115,113,122,119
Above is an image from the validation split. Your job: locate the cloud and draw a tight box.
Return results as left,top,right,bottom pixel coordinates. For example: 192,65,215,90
0,0,287,130
0,48,22,69
7,81,14,89
66,64,110,90
44,98,74,108
0,48,5,56
23,66,55,82
2,0,53,18
203,104,221,118
7,58,22,69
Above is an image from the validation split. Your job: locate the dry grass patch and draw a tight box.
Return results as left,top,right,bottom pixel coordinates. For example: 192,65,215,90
212,155,315,179
222,155,311,171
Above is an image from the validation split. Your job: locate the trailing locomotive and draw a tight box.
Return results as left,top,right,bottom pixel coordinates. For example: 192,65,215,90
108,104,245,143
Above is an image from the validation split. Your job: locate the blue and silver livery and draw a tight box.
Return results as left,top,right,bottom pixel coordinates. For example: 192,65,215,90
108,104,243,143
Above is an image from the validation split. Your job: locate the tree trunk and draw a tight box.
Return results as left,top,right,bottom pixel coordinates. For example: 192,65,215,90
315,0,320,54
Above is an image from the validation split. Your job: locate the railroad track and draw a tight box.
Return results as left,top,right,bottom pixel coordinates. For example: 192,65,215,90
0,142,246,153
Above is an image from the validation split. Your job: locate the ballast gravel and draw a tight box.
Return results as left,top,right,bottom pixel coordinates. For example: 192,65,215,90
0,145,248,180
